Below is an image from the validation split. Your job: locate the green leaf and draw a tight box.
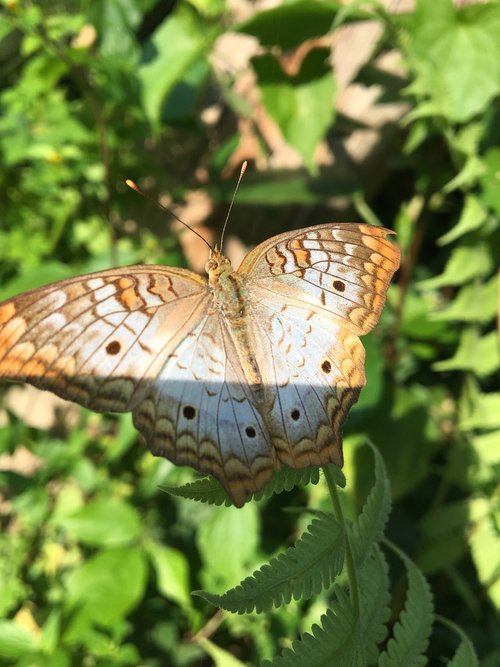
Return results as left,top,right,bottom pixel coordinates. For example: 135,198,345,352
350,441,391,567
262,587,363,667
436,616,479,667
0,620,39,659
162,465,323,505
417,501,468,574
197,503,260,586
359,547,391,664
197,638,247,667
434,328,499,378
147,542,192,610
379,544,434,667
438,196,488,246
236,0,341,50
195,512,344,613
419,242,493,289
64,547,147,631
431,275,498,324
59,498,142,547
468,498,500,609
137,6,214,126
460,393,500,430
409,1,500,121
252,48,336,172
479,147,500,215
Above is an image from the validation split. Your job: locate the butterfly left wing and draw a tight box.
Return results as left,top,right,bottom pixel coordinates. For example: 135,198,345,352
0,265,209,412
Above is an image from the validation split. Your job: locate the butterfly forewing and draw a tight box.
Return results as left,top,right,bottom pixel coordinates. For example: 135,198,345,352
0,266,208,412
239,223,400,335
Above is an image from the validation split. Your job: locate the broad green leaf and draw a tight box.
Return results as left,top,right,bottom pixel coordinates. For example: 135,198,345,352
64,547,147,630
59,498,142,547
197,503,259,588
197,638,247,667
468,498,500,609
409,1,500,121
434,329,499,378
148,542,192,610
460,393,500,430
88,0,141,58
417,501,468,574
0,620,39,658
419,242,493,289
431,275,498,324
236,0,341,50
438,196,487,246
479,147,500,215
137,6,215,126
252,48,336,172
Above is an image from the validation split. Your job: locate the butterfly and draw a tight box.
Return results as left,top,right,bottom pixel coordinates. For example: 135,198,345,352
0,223,400,506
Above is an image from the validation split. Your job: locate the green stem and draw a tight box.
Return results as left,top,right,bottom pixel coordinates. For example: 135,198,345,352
322,465,360,619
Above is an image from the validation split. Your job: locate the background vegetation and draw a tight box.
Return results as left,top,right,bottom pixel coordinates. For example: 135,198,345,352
0,0,499,665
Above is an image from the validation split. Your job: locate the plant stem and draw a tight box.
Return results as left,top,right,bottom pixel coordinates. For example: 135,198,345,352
323,465,360,619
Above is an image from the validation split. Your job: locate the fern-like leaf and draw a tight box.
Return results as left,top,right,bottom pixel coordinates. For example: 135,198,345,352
436,616,479,667
161,477,230,506
194,512,344,613
262,587,363,667
359,546,391,664
161,466,323,506
379,544,434,667
350,440,391,567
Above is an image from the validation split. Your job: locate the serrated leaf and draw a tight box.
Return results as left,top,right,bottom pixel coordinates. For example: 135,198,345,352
434,329,499,378
262,586,363,667
379,545,433,667
437,616,479,667
161,477,231,506
252,48,336,172
194,512,344,613
419,242,493,289
161,466,322,506
438,196,487,245
350,441,391,567
359,547,391,664
431,275,498,324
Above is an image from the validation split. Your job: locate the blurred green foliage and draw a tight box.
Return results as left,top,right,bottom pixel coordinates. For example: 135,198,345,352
0,0,499,665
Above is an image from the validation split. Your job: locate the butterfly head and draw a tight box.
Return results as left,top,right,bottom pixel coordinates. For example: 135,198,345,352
205,248,235,291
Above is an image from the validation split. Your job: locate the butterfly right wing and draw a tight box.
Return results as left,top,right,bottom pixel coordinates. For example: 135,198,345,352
0,265,209,413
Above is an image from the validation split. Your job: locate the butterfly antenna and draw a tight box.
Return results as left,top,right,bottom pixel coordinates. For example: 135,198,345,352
219,161,248,253
125,179,213,252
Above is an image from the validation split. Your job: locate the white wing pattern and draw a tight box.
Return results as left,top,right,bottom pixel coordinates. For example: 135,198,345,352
0,223,400,506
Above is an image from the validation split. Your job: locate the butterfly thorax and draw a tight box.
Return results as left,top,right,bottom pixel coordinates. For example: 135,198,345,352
205,250,263,392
